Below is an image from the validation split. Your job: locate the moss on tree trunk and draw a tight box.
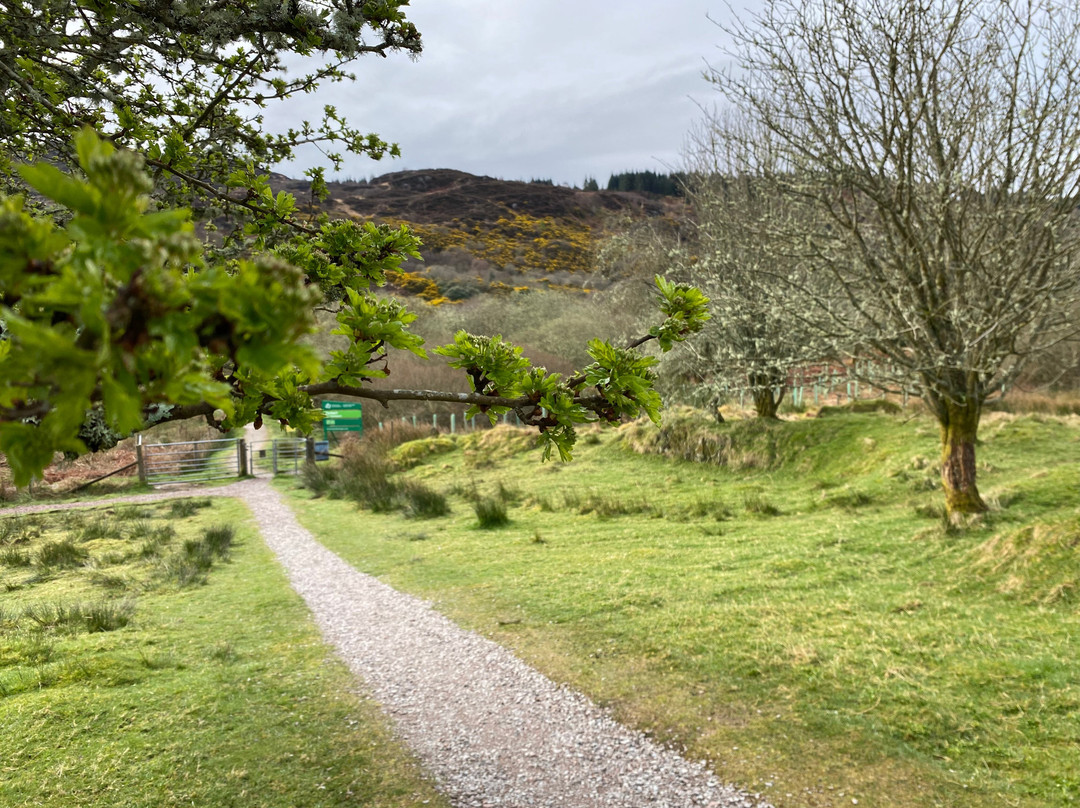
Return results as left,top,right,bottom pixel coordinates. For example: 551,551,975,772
938,398,987,516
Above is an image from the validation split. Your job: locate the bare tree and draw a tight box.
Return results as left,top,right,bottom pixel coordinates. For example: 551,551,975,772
670,122,816,419
707,0,1080,515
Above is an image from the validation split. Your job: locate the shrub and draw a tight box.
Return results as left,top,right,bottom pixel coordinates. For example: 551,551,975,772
299,462,336,497
302,438,452,519
331,446,398,508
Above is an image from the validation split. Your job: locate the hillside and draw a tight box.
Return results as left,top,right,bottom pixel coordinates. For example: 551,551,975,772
271,169,686,301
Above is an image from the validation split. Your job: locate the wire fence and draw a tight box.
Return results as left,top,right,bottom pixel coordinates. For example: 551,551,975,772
136,436,320,486
137,436,243,486
247,438,308,477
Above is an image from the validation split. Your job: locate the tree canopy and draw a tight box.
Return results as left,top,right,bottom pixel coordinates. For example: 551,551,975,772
0,2,710,487
704,0,1080,514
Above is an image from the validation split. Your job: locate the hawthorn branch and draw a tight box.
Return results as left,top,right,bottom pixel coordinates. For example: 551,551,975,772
144,158,319,236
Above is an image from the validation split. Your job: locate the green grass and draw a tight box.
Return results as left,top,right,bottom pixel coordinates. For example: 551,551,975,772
0,498,448,808
283,413,1080,808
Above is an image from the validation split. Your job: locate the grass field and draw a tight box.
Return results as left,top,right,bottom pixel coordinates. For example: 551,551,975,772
0,497,448,808
284,409,1080,808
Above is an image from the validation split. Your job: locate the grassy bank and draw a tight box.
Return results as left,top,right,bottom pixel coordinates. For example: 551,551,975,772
0,497,448,808
284,411,1080,808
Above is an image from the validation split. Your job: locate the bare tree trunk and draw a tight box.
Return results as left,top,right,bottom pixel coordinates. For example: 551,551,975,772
937,398,987,516
749,373,784,419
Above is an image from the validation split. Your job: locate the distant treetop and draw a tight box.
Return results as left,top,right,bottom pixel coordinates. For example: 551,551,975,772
606,171,685,197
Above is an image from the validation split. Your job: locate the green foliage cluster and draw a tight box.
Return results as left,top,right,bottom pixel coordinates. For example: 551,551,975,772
2,133,708,484
1,133,322,482
0,3,711,489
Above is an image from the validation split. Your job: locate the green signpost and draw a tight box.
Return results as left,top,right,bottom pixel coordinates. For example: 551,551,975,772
321,400,363,439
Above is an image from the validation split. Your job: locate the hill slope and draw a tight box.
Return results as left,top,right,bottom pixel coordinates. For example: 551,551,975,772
271,169,686,301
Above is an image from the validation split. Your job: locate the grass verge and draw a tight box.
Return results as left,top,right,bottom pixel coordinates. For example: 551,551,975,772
0,497,448,808
283,412,1080,808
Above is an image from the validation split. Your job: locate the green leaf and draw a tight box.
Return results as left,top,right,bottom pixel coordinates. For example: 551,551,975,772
19,163,99,215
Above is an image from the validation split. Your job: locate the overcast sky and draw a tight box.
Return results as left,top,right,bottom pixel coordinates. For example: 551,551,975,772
268,1,745,186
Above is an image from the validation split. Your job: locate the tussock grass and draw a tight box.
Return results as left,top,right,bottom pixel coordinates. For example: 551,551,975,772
969,518,1080,603
399,481,451,518
0,546,31,566
201,524,235,557
818,485,874,510
473,495,510,528
35,539,88,569
287,408,1080,808
136,525,175,559
0,515,44,545
561,489,651,518
166,497,213,518
164,524,235,586
741,491,782,516
19,599,135,633
77,517,115,542
299,436,448,519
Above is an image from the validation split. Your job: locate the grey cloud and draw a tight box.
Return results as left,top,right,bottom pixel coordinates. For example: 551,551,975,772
269,1,741,185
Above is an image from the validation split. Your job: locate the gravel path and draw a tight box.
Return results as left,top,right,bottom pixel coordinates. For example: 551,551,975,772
3,479,771,808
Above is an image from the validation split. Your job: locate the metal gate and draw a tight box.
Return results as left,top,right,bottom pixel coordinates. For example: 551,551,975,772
247,438,307,477
138,437,243,486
